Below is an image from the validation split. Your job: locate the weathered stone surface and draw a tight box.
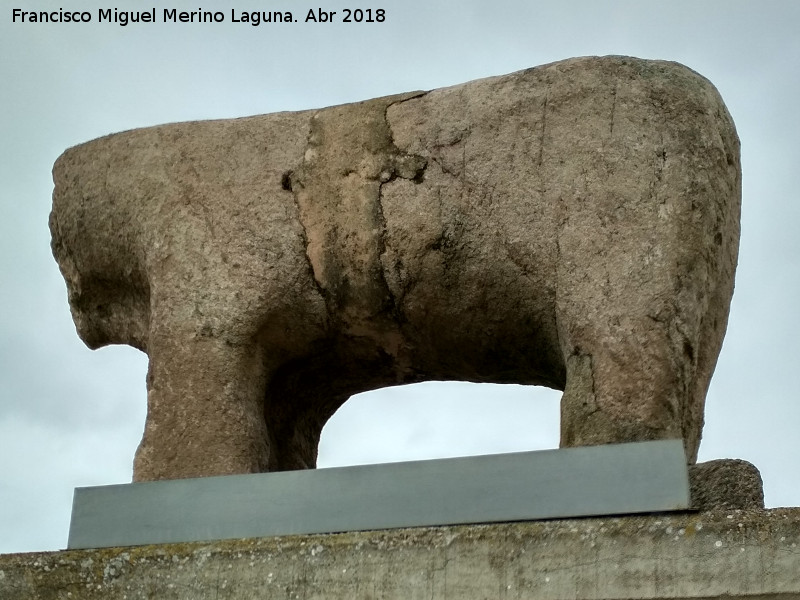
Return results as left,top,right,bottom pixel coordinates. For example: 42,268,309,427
689,459,765,511
2,510,798,599
50,56,741,481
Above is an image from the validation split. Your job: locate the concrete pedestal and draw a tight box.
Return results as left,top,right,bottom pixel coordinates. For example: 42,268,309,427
1,508,798,599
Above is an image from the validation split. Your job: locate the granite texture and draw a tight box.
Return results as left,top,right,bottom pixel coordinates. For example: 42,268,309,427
50,56,741,481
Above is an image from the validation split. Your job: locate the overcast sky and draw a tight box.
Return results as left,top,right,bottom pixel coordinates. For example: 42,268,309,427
1,1,798,554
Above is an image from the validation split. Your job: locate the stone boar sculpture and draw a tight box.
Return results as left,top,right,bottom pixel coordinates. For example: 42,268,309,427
50,56,741,481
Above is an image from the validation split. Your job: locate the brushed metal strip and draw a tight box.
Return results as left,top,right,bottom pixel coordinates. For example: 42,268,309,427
68,440,690,549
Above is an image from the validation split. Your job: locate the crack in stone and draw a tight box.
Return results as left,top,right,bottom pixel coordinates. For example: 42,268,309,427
537,94,548,168
536,91,550,198
375,93,429,327
285,96,428,353
284,110,332,322
609,82,618,137
576,350,599,416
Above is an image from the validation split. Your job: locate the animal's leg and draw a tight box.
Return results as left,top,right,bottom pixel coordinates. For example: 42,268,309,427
558,320,688,455
261,343,401,472
261,362,374,472
555,234,698,460
264,402,334,472
133,331,270,481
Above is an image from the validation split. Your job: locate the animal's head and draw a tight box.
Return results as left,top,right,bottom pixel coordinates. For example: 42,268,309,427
50,139,151,352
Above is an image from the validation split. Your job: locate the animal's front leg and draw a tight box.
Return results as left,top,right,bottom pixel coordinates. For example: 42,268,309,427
133,329,270,481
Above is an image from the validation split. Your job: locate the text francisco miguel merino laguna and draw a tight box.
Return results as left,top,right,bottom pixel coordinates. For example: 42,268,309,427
12,7,387,25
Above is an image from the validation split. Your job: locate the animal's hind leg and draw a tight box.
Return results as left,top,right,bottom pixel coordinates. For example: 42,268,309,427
555,233,699,461
558,316,688,456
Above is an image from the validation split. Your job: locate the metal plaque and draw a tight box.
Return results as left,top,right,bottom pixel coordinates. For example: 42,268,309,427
68,440,690,549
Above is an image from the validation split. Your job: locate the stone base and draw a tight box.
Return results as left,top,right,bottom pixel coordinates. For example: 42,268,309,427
1,509,798,599
689,459,765,511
